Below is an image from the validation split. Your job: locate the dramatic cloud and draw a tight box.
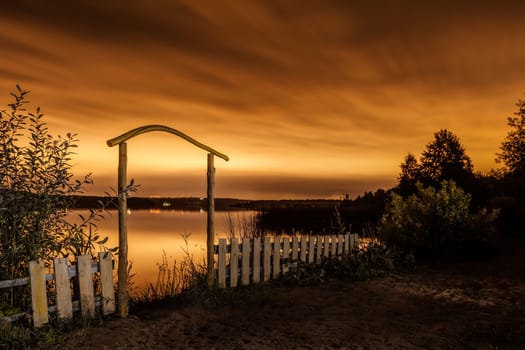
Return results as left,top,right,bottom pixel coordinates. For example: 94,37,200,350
1,1,524,198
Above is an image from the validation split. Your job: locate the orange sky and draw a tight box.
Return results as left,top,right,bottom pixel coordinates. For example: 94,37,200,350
1,1,525,199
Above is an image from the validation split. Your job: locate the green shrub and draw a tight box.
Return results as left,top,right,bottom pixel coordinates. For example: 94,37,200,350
378,180,499,260
0,86,114,313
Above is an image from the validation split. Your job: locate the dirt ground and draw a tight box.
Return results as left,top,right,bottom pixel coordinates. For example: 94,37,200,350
50,240,525,350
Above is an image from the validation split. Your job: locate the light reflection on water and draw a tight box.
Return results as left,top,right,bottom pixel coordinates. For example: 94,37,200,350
70,209,256,291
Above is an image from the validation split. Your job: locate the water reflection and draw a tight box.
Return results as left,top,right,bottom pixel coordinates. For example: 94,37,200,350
70,210,254,291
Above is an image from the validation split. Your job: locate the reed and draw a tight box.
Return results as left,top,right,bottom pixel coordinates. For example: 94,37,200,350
133,233,206,304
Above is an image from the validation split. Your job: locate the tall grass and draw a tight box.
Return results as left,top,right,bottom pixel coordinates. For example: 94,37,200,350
133,233,206,304
224,211,266,239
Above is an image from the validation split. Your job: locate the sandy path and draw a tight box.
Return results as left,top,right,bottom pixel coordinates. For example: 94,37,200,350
50,244,525,350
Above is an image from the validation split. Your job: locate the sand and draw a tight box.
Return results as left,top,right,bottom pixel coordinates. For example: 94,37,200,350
49,240,525,350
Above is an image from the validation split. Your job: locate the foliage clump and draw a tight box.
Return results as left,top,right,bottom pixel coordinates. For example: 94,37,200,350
0,86,112,314
379,180,499,260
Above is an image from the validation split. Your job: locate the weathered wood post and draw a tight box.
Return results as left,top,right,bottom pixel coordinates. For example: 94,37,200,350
207,153,215,287
117,142,129,318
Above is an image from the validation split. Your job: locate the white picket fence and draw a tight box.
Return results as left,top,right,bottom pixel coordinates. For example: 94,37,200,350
0,252,115,328
214,233,359,288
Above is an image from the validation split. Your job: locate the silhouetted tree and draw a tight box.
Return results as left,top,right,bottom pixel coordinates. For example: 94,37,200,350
496,97,525,176
419,129,473,186
494,96,525,236
398,153,420,195
396,129,474,195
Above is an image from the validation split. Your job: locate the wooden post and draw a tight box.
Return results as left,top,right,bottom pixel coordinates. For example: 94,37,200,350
78,255,95,318
330,234,337,257
230,238,239,288
308,236,315,263
282,237,290,274
292,236,299,261
54,258,73,321
272,236,280,279
315,236,322,264
218,238,227,288
300,236,307,262
241,238,250,286
117,142,129,318
252,237,261,283
337,234,344,257
263,237,271,282
323,235,330,258
207,153,215,287
344,233,350,255
29,260,48,328
99,252,116,315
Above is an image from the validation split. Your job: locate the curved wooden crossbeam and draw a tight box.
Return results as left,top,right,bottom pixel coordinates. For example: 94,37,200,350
107,124,229,161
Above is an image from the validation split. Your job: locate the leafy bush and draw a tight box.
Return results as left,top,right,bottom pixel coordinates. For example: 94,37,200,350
0,86,113,312
378,180,499,260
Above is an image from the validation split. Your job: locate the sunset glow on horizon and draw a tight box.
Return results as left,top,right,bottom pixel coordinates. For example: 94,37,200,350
1,1,525,199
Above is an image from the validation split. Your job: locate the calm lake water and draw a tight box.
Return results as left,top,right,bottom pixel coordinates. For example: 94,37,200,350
72,209,256,292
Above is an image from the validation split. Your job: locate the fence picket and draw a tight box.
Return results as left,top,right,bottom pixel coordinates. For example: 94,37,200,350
350,234,357,251
308,236,315,263
230,238,239,288
241,238,250,286
300,236,307,262
330,235,337,257
337,235,343,257
344,233,350,255
315,236,322,264
272,236,280,279
29,260,48,328
77,255,95,318
252,237,261,283
54,258,73,321
282,237,290,273
292,236,299,261
218,239,227,288
323,235,330,258
98,252,115,315
263,237,271,281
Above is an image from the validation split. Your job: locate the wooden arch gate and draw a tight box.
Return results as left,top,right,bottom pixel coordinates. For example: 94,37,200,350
107,125,229,318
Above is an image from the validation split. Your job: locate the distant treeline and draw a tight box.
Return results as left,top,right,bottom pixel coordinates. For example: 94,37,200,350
72,196,249,211
71,196,341,212
256,191,388,234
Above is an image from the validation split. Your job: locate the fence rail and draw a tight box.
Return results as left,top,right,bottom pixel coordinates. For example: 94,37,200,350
214,233,359,288
0,252,115,327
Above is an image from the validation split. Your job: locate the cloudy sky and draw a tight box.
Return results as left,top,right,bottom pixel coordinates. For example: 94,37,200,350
1,1,524,199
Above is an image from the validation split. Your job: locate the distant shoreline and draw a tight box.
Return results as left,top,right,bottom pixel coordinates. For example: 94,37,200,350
72,195,341,211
